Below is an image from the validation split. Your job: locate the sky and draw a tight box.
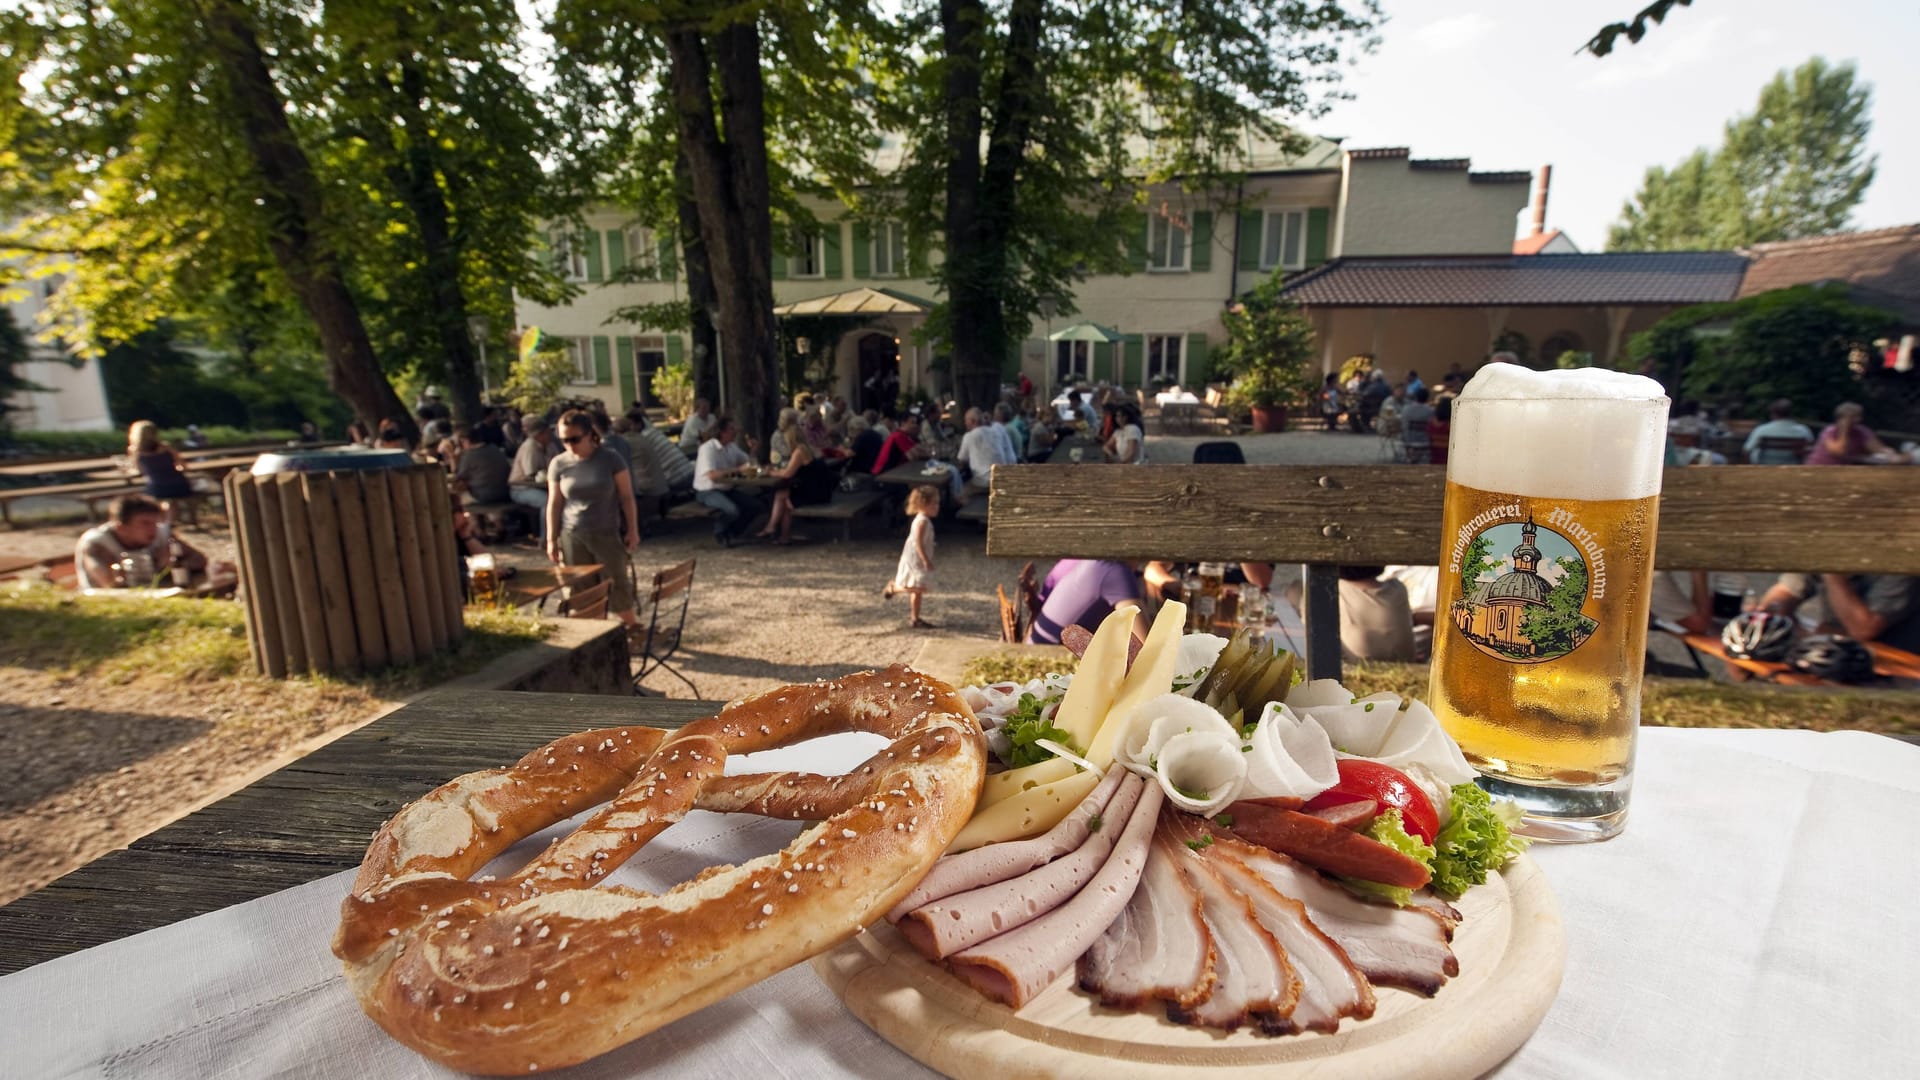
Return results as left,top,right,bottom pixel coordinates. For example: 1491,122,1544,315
1311,0,1920,251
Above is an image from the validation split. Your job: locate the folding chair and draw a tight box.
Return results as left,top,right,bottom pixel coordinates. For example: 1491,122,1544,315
558,578,613,620
1017,560,1041,641
633,558,699,697
996,585,1020,643
1191,441,1246,465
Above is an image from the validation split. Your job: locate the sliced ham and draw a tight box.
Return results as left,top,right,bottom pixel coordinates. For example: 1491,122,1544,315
1166,834,1300,1034
888,765,1128,921
900,774,1147,960
1207,852,1377,1032
1226,838,1458,995
947,781,1164,1009
1077,827,1214,1010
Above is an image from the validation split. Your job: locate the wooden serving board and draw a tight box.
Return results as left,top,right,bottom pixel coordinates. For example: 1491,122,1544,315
813,854,1564,1079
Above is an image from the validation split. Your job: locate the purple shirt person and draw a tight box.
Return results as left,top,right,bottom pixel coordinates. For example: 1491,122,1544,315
1028,559,1143,644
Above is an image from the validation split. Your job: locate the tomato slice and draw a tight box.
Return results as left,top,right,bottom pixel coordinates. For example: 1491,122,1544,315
1303,760,1440,845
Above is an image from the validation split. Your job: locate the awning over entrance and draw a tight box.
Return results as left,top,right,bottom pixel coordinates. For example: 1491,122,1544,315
772,286,934,316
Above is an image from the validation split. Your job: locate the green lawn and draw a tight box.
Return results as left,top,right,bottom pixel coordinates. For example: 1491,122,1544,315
961,654,1919,738
0,587,551,691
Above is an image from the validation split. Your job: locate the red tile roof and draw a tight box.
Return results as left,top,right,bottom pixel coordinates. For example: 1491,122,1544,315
1278,253,1749,307
1512,230,1565,256
1736,225,1920,324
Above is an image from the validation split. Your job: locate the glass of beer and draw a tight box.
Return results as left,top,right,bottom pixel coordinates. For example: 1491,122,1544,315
1428,363,1668,842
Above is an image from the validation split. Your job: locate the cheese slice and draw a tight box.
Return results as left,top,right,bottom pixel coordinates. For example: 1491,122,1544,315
947,770,1103,851
1086,600,1185,766
979,757,1079,807
1050,606,1136,749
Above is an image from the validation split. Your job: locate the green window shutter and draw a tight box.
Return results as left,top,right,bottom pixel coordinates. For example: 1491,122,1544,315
907,229,930,277
1122,334,1144,386
1306,207,1330,267
616,337,637,405
1186,333,1211,385
665,334,684,365
606,229,627,278
585,231,605,283
771,245,788,280
658,235,678,281
1126,212,1148,272
1094,341,1116,382
851,223,872,278
592,336,612,384
1190,212,1213,272
1237,211,1263,272
824,224,844,278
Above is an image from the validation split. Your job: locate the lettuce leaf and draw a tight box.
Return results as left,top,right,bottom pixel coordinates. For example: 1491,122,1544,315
1430,783,1532,898
998,692,1077,768
1337,809,1436,906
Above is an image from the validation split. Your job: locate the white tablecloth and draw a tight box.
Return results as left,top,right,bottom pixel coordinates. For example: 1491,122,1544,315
7,727,1917,1079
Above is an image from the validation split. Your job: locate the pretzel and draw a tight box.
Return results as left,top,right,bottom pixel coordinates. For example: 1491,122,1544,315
332,665,985,1075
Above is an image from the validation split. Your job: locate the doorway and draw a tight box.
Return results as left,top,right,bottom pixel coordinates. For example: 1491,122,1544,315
857,333,900,413
632,335,666,406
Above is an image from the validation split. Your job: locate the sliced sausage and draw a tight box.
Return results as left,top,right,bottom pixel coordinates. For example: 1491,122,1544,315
1224,801,1430,890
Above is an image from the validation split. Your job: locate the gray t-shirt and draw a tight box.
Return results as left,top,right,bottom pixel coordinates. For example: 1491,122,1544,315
1776,573,1920,652
454,444,511,503
76,522,174,587
1400,402,1435,447
552,445,625,537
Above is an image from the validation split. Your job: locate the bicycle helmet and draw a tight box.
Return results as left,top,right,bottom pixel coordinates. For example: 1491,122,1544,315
1785,634,1875,683
1720,612,1795,661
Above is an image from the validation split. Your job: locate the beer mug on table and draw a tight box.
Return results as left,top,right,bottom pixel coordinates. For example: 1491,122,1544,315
1429,363,1668,842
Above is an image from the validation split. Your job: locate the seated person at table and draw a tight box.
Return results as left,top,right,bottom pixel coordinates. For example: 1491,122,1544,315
127,420,193,500
1026,411,1057,459
871,413,929,475
844,415,884,479
990,402,1021,464
1758,573,1920,652
76,495,208,588
1003,403,1031,463
958,407,1013,495
678,397,717,452
1104,403,1146,465
1027,558,1144,645
1806,401,1891,465
626,413,694,494
1400,388,1434,464
693,416,767,546
1336,566,1419,662
452,426,511,504
1743,398,1815,464
509,417,556,537
376,420,410,451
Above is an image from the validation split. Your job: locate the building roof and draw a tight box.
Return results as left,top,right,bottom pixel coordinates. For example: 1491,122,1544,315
1278,252,1749,308
1736,224,1920,324
772,287,932,316
1512,229,1566,256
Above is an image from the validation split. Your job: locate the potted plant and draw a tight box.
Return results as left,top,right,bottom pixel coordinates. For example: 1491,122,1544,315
1217,275,1316,433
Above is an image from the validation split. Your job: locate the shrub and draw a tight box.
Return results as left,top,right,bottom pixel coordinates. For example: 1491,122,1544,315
650,361,695,419
1215,274,1316,409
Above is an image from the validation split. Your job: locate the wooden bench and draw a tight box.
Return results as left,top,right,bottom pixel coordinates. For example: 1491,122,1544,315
0,480,216,527
1680,631,1920,686
464,499,537,541
792,490,887,541
986,464,1920,682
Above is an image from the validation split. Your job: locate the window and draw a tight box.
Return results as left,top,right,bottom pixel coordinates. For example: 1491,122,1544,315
871,221,908,277
563,337,594,384
1055,340,1090,384
790,231,825,278
1147,213,1188,272
1261,210,1306,271
554,232,588,281
633,334,666,403
624,225,655,278
1146,334,1184,384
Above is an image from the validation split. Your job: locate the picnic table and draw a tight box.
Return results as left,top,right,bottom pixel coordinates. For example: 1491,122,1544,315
1,693,1915,1077
503,562,604,613
1679,630,1920,686
874,460,956,491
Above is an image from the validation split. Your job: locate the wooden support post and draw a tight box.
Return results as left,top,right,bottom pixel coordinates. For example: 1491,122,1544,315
274,472,333,674
360,469,415,666
403,468,450,653
301,473,361,673
252,478,310,674
423,473,465,640
1303,562,1342,683
386,468,438,658
331,472,390,670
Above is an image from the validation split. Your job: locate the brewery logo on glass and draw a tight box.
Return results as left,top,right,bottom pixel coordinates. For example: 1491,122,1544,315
1448,510,1602,664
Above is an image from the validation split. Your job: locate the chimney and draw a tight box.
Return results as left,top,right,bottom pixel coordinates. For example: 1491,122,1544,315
1531,165,1552,236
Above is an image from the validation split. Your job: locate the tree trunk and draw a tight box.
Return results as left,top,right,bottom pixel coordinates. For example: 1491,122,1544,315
202,0,413,443
664,24,781,449
393,59,485,425
674,147,723,407
940,0,1046,413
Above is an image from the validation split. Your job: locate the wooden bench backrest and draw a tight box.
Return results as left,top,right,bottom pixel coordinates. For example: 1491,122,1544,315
988,465,1920,574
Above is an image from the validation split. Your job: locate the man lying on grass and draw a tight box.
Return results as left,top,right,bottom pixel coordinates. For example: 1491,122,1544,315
75,494,209,589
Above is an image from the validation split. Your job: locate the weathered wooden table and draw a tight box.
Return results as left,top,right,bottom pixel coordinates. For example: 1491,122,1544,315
0,689,712,976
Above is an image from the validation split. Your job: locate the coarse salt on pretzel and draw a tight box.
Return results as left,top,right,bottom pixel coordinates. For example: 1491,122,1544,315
332,665,985,1075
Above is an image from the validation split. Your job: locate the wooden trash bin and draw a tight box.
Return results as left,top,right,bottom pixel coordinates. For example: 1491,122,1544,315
224,460,464,677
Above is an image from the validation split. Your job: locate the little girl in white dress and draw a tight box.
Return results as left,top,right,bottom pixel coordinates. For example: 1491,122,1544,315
883,485,939,628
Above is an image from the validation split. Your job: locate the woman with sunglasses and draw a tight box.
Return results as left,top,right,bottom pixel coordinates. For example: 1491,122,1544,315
546,409,642,629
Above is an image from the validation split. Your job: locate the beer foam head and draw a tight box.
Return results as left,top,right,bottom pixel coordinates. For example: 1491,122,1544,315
1449,362,1670,500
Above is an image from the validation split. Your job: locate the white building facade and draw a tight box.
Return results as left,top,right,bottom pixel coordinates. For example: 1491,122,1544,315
513,140,1530,412
4,267,114,433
